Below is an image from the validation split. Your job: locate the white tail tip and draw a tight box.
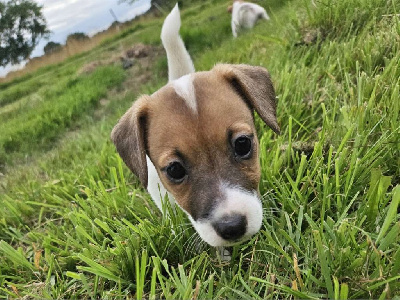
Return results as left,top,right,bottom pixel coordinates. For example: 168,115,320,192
161,4,181,43
160,3,195,82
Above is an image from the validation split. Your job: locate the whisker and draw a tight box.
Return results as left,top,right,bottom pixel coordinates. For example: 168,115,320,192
165,226,193,255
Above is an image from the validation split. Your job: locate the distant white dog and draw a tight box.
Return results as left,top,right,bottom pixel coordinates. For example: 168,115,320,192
228,1,270,38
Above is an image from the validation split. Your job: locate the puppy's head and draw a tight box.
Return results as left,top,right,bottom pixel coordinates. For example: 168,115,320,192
112,64,279,246
228,0,243,13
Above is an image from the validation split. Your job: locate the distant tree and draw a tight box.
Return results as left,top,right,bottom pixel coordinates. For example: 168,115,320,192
43,41,62,55
0,0,49,67
66,32,89,44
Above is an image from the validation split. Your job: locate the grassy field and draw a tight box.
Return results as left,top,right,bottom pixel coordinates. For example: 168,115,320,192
1,0,399,298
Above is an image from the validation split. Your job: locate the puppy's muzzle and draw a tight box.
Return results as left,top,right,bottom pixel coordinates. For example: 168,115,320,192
213,214,247,241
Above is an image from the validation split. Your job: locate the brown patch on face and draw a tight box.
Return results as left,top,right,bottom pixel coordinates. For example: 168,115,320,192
146,71,261,220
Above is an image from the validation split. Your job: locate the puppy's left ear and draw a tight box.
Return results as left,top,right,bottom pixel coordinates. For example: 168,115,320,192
214,64,280,134
111,95,150,188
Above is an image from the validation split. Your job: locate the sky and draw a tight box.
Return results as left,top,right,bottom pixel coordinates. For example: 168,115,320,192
0,0,151,77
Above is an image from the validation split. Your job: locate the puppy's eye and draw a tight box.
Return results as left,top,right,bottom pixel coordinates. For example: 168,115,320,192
234,136,252,158
166,162,187,183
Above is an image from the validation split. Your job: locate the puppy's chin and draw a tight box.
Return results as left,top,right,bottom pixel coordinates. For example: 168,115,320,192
187,186,263,247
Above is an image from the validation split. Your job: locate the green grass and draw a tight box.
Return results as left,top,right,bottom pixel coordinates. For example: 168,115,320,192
0,66,125,168
0,0,399,298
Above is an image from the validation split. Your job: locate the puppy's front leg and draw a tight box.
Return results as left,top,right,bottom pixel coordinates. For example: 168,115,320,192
231,21,239,38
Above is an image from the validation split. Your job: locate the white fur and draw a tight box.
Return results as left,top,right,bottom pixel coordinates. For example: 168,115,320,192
218,184,263,235
161,4,195,81
231,2,270,38
146,156,175,211
189,183,263,247
172,74,197,113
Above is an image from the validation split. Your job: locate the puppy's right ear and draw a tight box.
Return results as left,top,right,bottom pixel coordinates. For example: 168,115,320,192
111,95,150,188
227,5,233,13
214,64,280,134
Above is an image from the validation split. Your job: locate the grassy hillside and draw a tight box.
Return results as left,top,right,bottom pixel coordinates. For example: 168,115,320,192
1,0,399,298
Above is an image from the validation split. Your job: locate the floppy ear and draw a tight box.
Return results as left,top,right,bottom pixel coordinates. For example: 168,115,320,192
213,64,280,134
111,95,150,188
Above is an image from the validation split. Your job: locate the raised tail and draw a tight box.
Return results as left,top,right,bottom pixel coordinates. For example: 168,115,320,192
161,4,195,82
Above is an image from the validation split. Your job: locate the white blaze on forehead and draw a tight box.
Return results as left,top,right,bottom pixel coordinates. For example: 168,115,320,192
172,74,197,113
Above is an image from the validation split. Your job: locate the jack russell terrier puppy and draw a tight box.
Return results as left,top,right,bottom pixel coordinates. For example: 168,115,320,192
228,1,270,38
111,4,279,248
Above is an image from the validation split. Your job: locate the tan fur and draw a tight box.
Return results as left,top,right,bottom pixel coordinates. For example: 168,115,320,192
111,64,279,218
147,71,260,213
228,0,244,13
214,64,280,134
111,95,150,187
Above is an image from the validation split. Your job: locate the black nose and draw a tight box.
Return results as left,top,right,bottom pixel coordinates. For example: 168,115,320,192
213,214,247,241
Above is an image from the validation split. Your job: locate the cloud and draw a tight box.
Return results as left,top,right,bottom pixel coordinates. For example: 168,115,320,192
0,0,151,77
36,0,151,49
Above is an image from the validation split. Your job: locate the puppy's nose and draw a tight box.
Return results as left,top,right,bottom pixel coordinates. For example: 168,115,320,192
213,214,247,241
